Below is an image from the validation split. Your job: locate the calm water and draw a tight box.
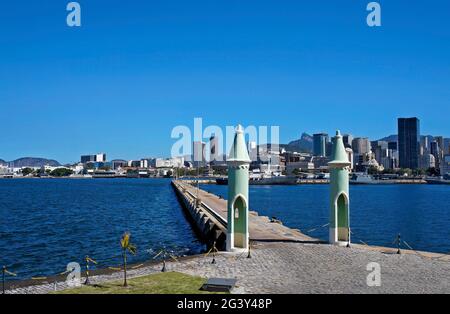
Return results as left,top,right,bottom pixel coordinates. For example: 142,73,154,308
0,179,204,280
1,179,449,280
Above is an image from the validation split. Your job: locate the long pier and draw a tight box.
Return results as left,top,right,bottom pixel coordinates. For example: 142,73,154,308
171,180,317,250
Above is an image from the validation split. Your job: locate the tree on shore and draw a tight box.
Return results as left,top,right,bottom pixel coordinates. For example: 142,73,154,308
120,232,137,287
50,168,73,177
21,168,34,176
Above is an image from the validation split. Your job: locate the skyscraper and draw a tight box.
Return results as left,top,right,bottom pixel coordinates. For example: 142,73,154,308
342,134,353,149
192,141,206,168
398,117,420,169
352,138,371,155
313,133,328,157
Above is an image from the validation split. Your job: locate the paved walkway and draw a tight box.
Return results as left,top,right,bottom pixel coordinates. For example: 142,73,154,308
178,181,316,242
6,241,450,294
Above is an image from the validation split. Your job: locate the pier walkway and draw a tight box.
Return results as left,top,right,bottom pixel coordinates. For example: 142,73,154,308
172,180,316,245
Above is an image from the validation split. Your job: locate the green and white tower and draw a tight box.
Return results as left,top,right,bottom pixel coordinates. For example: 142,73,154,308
227,125,251,252
328,130,351,246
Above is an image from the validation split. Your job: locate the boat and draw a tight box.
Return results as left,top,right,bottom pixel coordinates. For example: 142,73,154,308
216,171,297,186
349,173,395,185
425,177,450,185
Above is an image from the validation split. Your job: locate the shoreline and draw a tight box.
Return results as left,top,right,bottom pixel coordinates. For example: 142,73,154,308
0,176,436,185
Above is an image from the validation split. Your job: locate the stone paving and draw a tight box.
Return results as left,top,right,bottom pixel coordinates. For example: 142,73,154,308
6,241,450,294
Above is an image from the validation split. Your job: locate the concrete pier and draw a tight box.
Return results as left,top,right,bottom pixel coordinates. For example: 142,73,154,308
171,180,317,250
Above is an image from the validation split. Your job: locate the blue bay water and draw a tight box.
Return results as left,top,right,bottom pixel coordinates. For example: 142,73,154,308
1,179,449,280
0,179,204,280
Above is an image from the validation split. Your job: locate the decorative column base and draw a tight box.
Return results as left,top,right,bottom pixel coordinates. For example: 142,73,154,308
329,228,350,247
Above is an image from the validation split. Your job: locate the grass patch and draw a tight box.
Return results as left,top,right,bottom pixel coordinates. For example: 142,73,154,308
54,272,223,294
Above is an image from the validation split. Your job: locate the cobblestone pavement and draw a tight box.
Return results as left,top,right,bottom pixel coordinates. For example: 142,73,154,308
6,242,450,294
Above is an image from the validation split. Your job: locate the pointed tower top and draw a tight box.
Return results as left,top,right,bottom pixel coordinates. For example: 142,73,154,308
228,125,251,164
328,130,351,168
236,124,244,134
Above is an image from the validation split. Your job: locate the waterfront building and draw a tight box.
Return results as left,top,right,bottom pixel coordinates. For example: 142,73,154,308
345,147,354,170
388,141,398,151
312,156,330,170
313,133,329,157
435,136,444,156
398,117,420,169
328,131,351,246
208,135,221,163
111,160,128,170
420,136,429,154
430,141,441,169
150,157,184,169
371,141,388,164
140,159,150,169
284,152,315,174
441,155,450,176
247,141,258,162
352,137,371,155
96,153,106,163
81,153,106,164
420,153,436,169
128,160,141,168
193,141,206,168
81,155,96,163
342,134,353,149
227,125,251,252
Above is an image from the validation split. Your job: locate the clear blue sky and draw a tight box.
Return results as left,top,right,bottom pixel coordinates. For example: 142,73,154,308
1,0,449,163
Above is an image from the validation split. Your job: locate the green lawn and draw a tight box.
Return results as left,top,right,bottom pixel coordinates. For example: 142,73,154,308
55,272,222,294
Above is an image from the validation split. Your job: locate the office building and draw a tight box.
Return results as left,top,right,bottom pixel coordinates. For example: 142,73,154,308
81,153,106,164
352,138,371,155
313,133,329,157
441,155,450,176
342,134,353,149
398,117,420,169
192,141,206,168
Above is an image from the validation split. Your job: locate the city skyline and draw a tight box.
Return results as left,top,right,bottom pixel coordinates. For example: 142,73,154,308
1,120,448,165
1,1,450,163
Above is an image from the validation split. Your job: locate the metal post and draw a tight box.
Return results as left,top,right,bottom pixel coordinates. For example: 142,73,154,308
211,242,216,264
247,243,252,259
2,266,5,295
162,259,166,272
397,234,401,254
84,256,90,285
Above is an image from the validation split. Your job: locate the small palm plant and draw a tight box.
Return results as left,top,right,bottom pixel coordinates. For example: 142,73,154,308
120,232,137,287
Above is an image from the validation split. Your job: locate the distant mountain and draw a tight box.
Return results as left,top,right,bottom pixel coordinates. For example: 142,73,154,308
0,159,6,166
7,157,61,168
282,133,313,153
377,134,398,143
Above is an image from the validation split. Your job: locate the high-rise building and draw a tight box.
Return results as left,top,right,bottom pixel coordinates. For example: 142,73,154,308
81,153,106,164
441,155,450,176
96,153,106,163
420,136,429,155
398,117,420,169
313,133,328,157
81,155,96,164
435,136,445,161
352,138,371,155
388,142,397,151
247,141,258,162
192,141,206,168
342,134,353,149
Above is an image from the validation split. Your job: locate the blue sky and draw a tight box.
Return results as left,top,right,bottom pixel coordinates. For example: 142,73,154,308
0,0,449,163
